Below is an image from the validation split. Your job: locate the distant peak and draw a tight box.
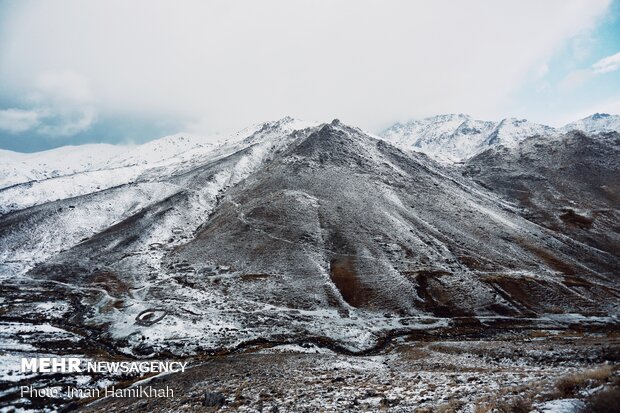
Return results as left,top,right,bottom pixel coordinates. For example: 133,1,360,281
590,113,610,120
278,115,295,123
428,113,471,121
498,117,527,124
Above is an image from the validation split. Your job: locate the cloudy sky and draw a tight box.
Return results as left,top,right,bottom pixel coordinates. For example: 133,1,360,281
0,0,619,152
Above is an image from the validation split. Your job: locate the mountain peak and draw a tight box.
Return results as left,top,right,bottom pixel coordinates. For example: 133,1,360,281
498,117,526,124
561,113,620,134
590,113,610,120
426,113,471,122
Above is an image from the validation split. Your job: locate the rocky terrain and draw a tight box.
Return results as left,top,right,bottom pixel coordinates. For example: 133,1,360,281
463,130,620,259
0,114,618,411
81,330,620,413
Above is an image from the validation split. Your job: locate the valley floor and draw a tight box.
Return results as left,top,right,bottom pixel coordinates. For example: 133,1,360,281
77,330,619,413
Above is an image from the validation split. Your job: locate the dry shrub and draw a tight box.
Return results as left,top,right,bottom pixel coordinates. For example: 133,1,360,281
504,397,532,413
587,386,620,413
415,400,464,413
528,330,550,338
474,396,532,413
399,346,431,361
434,399,464,413
555,365,614,397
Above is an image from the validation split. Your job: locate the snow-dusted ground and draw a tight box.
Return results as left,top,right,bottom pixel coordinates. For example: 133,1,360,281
78,331,618,413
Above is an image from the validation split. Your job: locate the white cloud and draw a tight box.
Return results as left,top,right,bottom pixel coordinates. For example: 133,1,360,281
592,51,620,74
560,50,620,90
536,63,550,79
560,69,593,90
570,31,597,62
32,71,94,105
0,0,612,134
0,109,40,133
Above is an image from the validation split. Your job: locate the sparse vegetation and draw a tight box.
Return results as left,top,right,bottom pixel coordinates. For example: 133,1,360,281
474,396,532,413
415,400,464,413
555,365,614,397
60,333,618,412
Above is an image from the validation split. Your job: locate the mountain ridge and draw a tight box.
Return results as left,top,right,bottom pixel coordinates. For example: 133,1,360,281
2,113,618,190
380,113,620,163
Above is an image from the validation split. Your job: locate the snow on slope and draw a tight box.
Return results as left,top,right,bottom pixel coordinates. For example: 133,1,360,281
102,134,216,168
483,118,555,148
0,134,220,190
0,117,319,272
0,144,127,189
0,118,319,214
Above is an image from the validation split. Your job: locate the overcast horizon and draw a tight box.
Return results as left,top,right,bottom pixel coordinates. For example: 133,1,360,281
1,0,620,152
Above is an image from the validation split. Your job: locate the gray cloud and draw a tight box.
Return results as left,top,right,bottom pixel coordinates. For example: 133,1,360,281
0,71,96,136
0,109,39,133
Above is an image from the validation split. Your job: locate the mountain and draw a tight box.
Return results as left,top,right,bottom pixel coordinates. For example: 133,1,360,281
380,114,555,162
464,130,620,258
380,113,620,163
561,113,620,134
1,118,618,359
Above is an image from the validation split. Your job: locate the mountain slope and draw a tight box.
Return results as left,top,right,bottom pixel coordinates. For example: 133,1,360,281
0,144,127,189
464,130,620,258
0,117,313,273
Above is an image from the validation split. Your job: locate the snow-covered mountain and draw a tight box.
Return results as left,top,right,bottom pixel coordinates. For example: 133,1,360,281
465,129,620,258
379,114,495,163
561,113,620,134
3,113,616,189
380,113,619,163
1,114,619,411
1,117,618,366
